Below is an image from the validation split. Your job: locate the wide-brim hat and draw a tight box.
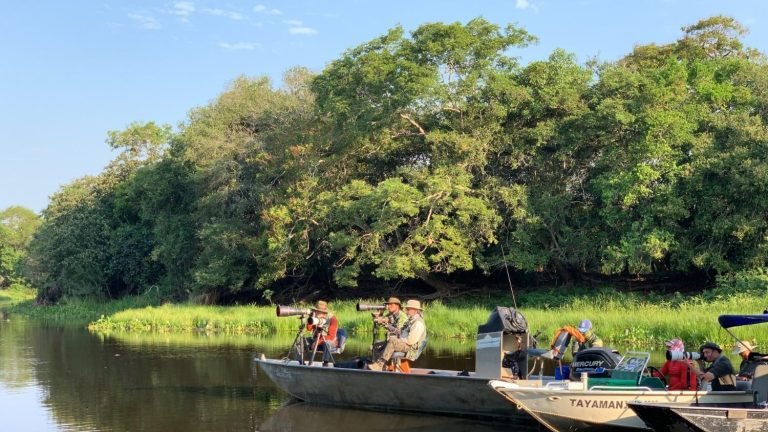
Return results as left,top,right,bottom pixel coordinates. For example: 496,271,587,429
733,341,757,355
404,299,422,311
700,342,722,353
311,300,329,313
385,297,401,305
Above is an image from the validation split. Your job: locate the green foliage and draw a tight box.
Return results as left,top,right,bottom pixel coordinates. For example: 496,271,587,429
19,15,768,304
0,206,40,287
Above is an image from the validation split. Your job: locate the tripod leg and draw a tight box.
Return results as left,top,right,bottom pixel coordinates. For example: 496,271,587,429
309,330,322,366
287,320,306,365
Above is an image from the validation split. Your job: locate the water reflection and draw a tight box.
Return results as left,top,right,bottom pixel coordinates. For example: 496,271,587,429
259,402,538,432
0,317,676,432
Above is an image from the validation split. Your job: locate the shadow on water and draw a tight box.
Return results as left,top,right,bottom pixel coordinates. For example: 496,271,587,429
259,401,541,432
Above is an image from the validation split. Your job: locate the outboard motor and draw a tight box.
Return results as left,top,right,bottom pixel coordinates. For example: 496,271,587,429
476,307,531,379
571,348,622,379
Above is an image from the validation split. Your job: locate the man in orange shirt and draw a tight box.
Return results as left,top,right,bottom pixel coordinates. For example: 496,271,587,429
306,300,339,367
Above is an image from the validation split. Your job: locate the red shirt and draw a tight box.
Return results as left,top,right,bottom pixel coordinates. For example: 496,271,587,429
660,360,698,391
306,315,338,345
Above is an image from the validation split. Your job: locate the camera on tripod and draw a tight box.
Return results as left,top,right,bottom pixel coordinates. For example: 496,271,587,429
276,305,311,317
666,351,701,361
356,303,385,312
307,315,329,329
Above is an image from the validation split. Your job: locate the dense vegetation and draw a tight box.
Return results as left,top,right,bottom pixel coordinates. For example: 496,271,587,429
6,16,768,305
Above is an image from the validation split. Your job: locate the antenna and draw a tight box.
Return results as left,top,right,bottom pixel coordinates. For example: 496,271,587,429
500,243,518,310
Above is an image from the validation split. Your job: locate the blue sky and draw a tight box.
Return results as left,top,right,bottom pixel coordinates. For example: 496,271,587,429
1,0,766,213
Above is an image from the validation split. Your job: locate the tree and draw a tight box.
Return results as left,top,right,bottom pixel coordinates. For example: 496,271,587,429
0,206,40,287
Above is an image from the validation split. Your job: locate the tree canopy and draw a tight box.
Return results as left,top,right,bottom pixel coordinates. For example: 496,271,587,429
22,16,768,303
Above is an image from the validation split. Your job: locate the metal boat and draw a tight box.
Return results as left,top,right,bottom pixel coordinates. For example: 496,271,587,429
626,312,768,432
255,306,549,421
628,400,768,432
489,351,756,431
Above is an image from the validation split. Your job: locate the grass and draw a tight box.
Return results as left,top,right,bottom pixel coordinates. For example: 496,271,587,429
6,284,768,350
0,283,36,308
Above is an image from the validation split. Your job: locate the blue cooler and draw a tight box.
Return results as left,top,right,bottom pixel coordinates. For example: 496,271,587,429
554,365,570,380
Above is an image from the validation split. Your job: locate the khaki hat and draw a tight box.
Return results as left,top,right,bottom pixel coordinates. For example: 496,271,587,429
733,341,757,355
311,300,329,313
385,297,401,305
404,299,423,311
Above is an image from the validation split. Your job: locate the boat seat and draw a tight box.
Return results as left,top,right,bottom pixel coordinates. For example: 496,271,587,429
388,338,428,373
751,364,768,404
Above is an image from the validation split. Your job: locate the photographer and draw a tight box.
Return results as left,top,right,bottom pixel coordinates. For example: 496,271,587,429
368,300,426,371
660,338,698,390
305,300,339,367
371,297,407,362
733,341,767,380
697,342,737,391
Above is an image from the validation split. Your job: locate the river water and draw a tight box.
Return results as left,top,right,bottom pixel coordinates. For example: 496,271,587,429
0,317,544,432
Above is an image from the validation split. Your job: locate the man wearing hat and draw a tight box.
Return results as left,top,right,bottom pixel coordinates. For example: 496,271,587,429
305,300,339,367
698,342,737,390
733,341,766,380
368,299,427,371
371,297,407,362
572,319,603,354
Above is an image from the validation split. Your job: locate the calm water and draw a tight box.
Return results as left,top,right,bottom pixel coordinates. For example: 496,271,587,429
0,317,541,432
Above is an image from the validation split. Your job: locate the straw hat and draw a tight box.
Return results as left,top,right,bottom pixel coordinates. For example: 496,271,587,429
404,299,423,311
385,297,401,305
733,341,757,355
311,300,329,313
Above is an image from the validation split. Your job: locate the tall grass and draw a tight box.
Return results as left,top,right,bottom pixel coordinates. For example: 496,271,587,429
7,285,768,348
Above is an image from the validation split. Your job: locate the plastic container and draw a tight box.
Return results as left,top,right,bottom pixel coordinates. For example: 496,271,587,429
554,365,570,380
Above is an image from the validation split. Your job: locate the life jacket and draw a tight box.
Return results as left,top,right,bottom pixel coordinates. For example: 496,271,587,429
549,326,585,358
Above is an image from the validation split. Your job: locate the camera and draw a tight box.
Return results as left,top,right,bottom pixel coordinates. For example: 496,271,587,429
307,315,328,328
275,305,311,317
356,303,385,312
666,351,701,361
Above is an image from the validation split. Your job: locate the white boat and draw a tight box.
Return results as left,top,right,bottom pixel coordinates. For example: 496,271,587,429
627,312,768,432
489,351,755,431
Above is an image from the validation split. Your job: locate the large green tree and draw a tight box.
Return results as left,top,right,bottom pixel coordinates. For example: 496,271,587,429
0,206,40,287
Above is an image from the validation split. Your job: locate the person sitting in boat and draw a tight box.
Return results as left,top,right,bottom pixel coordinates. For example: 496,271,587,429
367,299,426,371
305,300,339,367
697,342,737,391
371,297,407,362
732,341,767,381
572,319,603,354
660,338,698,390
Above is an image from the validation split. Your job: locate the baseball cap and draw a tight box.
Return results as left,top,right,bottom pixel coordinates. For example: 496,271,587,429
577,319,592,333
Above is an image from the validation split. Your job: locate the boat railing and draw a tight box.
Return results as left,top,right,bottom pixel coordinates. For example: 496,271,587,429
589,385,655,392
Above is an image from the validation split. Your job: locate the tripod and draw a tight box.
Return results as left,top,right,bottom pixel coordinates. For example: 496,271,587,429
286,315,325,365
287,315,309,364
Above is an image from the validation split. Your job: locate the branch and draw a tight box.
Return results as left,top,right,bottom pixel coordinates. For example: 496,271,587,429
399,113,426,136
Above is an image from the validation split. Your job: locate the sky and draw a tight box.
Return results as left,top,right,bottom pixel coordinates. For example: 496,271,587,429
1,0,766,214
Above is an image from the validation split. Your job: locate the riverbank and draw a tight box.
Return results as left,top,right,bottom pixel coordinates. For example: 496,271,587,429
3,283,768,347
